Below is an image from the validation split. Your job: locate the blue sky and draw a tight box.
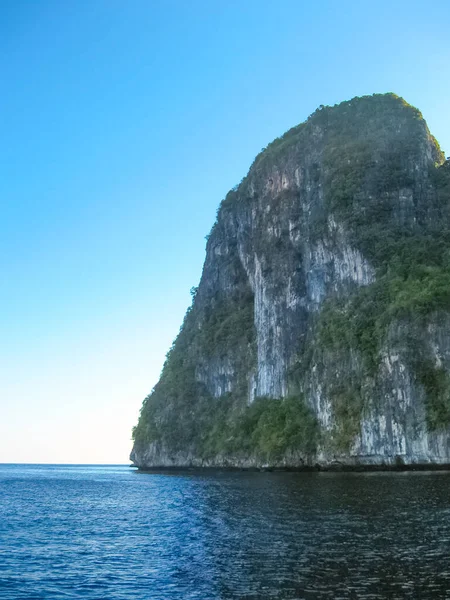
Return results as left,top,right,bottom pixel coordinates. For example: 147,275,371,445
1,0,449,463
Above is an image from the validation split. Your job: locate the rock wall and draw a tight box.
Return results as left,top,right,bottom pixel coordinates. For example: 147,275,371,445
131,93,450,468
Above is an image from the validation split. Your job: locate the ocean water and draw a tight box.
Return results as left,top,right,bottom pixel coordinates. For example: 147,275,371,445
0,465,450,599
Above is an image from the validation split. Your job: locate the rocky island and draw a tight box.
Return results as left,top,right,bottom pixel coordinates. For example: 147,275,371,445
131,93,450,469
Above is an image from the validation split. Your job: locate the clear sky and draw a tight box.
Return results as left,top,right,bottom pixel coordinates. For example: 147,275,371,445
1,0,449,464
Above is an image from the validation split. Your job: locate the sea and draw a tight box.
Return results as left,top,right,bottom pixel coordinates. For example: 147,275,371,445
0,464,449,599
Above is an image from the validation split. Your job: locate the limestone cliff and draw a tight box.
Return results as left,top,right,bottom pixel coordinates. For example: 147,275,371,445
131,93,450,468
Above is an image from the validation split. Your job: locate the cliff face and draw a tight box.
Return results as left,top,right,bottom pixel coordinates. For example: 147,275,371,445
131,94,450,468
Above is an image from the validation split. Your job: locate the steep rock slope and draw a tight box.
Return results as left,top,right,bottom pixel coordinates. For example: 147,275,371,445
131,94,450,468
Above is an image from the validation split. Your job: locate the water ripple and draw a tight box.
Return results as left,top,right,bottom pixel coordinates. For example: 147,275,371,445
1,465,450,599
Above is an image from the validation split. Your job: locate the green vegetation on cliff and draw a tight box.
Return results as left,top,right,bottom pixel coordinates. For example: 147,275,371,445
133,388,319,463
317,157,450,435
